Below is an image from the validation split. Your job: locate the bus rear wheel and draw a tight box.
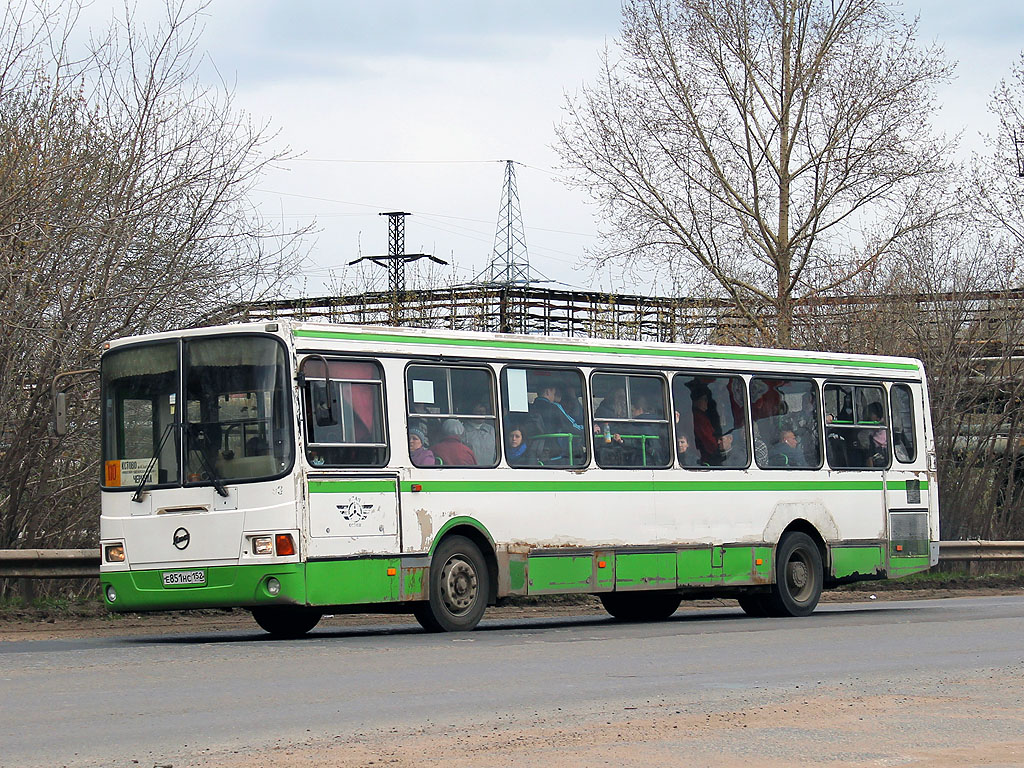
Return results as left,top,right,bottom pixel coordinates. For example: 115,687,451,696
769,532,823,617
251,605,322,638
600,591,681,622
414,535,490,633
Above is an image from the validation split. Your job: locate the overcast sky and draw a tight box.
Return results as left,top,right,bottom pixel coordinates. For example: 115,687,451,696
84,1,1024,297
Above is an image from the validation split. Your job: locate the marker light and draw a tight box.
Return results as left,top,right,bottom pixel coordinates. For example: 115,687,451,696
105,585,117,603
266,577,281,596
387,567,397,576
275,534,296,556
597,560,607,569
104,544,126,563
896,544,903,552
253,536,273,555
755,558,764,566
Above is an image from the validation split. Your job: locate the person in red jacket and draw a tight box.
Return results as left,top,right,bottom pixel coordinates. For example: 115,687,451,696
431,419,478,466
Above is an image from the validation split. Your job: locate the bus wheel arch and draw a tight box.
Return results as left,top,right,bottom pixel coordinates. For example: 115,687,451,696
429,521,499,605
415,527,497,633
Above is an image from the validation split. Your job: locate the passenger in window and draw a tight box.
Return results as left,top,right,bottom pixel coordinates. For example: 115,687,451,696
631,395,658,420
560,381,585,424
506,426,529,465
676,434,698,466
753,426,770,467
769,428,803,467
408,427,436,467
432,419,477,466
690,385,720,464
595,388,627,419
463,402,496,466
860,403,888,467
709,430,744,467
530,383,585,462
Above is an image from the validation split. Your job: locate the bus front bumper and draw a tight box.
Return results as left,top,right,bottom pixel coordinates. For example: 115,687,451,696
100,563,306,612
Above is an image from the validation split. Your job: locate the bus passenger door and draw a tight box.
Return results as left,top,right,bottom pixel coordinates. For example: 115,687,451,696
305,474,401,558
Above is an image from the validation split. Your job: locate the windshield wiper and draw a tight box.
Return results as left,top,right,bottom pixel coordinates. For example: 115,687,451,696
133,422,177,503
187,423,229,498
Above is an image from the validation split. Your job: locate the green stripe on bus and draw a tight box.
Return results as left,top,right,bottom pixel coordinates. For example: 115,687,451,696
293,328,920,371
400,479,904,493
885,480,930,491
308,479,396,494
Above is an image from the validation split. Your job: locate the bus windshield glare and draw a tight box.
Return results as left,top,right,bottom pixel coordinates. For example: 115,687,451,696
101,335,293,489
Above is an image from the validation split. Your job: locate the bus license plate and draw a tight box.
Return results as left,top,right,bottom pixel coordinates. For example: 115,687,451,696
162,570,206,587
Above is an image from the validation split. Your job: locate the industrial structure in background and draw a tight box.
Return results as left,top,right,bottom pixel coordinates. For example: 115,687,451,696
232,158,1024,367
474,160,543,287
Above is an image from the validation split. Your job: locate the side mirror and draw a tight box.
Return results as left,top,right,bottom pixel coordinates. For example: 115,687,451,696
312,381,339,427
54,392,68,436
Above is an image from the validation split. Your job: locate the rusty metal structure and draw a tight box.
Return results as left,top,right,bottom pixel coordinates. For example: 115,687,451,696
231,284,1024,361
236,284,736,343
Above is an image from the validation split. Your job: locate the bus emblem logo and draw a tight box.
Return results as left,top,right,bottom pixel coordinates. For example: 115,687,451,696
173,527,191,550
338,498,374,523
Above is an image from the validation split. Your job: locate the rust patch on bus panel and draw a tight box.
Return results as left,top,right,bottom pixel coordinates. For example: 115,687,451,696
414,507,433,551
496,546,529,596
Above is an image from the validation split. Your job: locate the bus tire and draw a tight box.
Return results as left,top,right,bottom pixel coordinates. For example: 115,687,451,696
251,605,322,638
599,591,681,622
737,593,772,617
769,532,823,617
414,535,489,633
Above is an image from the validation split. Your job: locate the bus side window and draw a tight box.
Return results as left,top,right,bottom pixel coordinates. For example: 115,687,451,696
824,383,889,470
500,367,588,468
592,372,671,469
672,373,748,469
407,365,498,468
750,377,821,470
890,384,917,463
302,358,388,468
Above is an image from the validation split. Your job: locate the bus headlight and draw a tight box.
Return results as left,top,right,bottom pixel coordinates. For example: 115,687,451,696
266,577,281,596
105,585,118,603
253,536,273,555
104,544,126,563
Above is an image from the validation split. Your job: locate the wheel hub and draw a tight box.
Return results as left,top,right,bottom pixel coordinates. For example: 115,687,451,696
789,560,809,590
440,556,478,615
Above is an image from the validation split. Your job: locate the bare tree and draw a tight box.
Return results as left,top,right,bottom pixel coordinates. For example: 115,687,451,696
0,0,308,587
975,52,1024,247
557,0,953,347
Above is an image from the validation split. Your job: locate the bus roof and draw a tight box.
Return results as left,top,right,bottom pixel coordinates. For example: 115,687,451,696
104,320,925,378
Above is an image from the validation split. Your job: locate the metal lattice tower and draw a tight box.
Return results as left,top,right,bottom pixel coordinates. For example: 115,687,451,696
476,160,537,285
383,211,409,294
348,211,447,325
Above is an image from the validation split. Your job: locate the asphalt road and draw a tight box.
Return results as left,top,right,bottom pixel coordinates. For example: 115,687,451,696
1,595,1023,767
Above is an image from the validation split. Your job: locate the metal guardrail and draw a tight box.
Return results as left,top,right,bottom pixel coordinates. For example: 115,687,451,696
1,541,1023,579
0,549,101,578
936,540,1024,561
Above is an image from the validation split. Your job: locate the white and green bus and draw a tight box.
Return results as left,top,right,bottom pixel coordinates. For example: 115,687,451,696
93,321,937,636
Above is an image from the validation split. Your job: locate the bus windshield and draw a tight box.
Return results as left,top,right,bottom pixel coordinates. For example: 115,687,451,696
184,336,293,484
102,342,180,488
101,335,293,489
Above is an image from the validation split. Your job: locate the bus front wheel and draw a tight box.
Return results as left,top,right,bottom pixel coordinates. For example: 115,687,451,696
251,605,322,638
769,532,823,617
414,535,489,633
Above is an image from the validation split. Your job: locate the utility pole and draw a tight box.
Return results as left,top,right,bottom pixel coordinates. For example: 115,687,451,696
349,211,447,325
